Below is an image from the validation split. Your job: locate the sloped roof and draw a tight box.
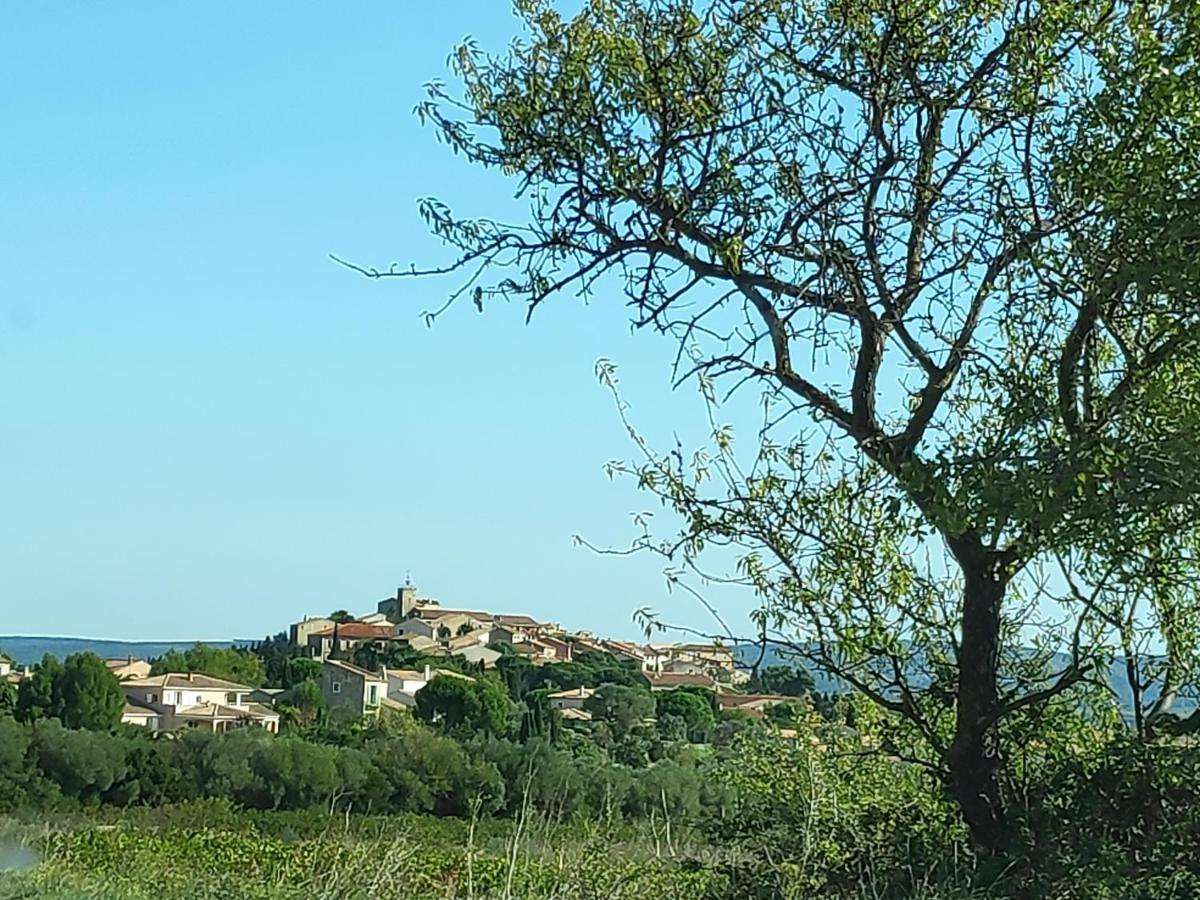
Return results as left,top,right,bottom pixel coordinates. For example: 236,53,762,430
324,658,386,681
124,673,251,692
718,693,792,708
646,672,717,689
122,701,159,718
547,686,595,700
560,707,593,721
174,702,278,721
493,614,542,628
311,623,395,640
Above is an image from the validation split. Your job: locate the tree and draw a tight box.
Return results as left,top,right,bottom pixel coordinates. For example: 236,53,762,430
369,0,1200,854
151,643,266,688
56,653,123,731
519,689,562,743
328,610,355,624
747,665,816,698
584,684,656,740
16,654,65,723
415,675,512,737
656,689,716,741
280,678,326,727
284,657,323,688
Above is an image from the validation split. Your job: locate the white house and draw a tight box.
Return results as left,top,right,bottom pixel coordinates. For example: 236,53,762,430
547,686,595,711
121,673,279,733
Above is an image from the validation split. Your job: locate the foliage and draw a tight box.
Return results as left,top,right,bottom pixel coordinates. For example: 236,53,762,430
584,684,655,740
415,675,513,737
16,653,65,723
151,643,266,688
746,664,815,698
393,0,1200,853
655,689,715,742
55,652,124,730
14,652,122,731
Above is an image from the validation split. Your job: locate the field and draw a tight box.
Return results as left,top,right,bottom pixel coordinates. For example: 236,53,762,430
0,807,723,900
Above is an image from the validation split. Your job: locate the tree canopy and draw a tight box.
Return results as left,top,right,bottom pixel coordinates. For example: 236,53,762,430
372,0,1200,854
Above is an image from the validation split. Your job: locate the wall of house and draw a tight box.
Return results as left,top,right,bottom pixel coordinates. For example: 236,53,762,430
291,617,336,647
320,666,367,722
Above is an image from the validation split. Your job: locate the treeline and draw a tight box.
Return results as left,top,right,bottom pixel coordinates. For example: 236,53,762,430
0,708,737,823
0,641,822,827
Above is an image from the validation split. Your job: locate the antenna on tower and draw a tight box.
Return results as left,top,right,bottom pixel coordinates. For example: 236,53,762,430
405,569,412,586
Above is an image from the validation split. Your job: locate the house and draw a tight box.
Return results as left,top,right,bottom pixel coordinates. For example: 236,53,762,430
319,659,387,722
600,640,648,667
661,658,711,677
547,686,595,711
534,634,573,661
120,673,279,733
0,653,11,678
248,687,285,707
646,672,718,691
290,615,336,647
105,656,152,681
560,707,593,722
121,701,161,730
511,639,559,662
357,612,392,626
306,622,395,660
717,693,792,720
398,609,490,641
455,644,502,668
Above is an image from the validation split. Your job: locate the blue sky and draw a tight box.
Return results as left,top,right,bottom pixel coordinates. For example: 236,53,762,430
0,3,758,641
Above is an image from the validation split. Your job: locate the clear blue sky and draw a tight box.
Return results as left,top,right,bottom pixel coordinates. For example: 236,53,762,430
0,3,757,641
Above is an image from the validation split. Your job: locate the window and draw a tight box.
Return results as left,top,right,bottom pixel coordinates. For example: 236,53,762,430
331,682,341,694
147,693,158,703
368,685,379,706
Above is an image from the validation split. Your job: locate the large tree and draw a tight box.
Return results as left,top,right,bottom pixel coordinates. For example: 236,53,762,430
354,0,1200,852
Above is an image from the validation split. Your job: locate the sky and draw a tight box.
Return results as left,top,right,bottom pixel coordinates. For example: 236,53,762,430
0,3,759,641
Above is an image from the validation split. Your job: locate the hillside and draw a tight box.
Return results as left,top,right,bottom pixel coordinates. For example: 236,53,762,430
0,636,240,666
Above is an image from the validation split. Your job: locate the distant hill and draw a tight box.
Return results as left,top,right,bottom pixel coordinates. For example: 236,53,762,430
0,636,243,667
733,642,1198,718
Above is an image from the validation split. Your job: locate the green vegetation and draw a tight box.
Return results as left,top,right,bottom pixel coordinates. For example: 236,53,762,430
15,653,123,731
397,0,1200,861
151,644,266,688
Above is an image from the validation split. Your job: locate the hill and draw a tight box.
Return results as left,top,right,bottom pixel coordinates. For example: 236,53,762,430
0,635,241,666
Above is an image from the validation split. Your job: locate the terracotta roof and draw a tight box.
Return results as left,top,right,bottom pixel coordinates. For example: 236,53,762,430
124,673,251,692
312,623,395,640
386,669,427,681
323,659,385,681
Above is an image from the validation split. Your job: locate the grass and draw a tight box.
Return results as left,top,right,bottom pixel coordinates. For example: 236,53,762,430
0,810,723,900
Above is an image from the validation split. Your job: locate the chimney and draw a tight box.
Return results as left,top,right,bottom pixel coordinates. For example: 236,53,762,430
187,672,195,682
423,664,431,682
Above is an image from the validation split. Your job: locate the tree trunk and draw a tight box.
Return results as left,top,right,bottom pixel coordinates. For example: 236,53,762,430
946,535,1009,856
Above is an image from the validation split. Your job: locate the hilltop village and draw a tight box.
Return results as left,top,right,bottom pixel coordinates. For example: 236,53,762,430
2,582,800,736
